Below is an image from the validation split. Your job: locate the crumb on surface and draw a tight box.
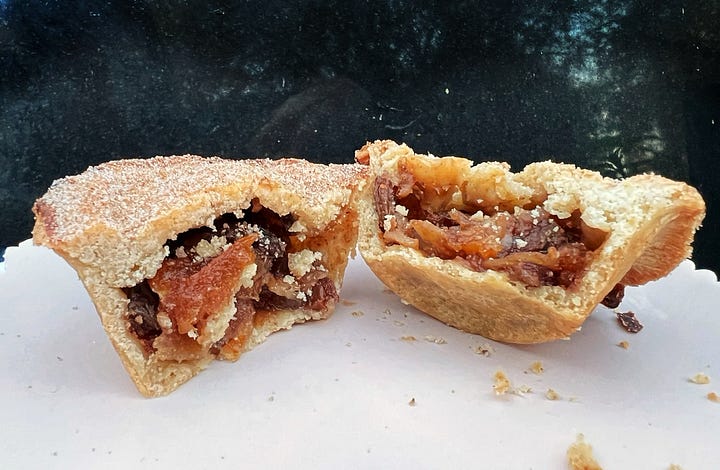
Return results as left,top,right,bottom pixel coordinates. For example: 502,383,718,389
515,385,532,395
341,299,357,306
529,361,544,374
545,388,560,401
689,373,710,384
668,464,684,470
567,434,602,470
424,335,447,344
351,310,364,317
617,340,630,349
408,397,416,407
493,370,511,395
400,335,417,342
616,310,643,333
475,343,495,356
708,392,720,403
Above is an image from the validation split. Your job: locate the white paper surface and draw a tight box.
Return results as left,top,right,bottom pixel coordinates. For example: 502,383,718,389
1,240,719,469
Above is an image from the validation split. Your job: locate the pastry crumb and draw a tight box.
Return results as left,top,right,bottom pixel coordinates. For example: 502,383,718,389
393,320,406,327
408,397,416,407
668,464,684,470
689,373,710,384
529,361,544,374
350,310,364,317
424,335,447,344
617,340,630,349
400,335,417,342
475,343,495,356
708,392,720,403
515,385,533,395
567,434,602,470
545,388,560,401
493,370,511,395
341,299,357,306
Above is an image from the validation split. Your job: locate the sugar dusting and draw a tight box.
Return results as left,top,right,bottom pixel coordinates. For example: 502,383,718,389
34,155,367,243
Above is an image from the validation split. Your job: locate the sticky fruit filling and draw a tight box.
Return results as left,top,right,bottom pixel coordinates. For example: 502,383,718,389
123,200,337,361
374,171,609,289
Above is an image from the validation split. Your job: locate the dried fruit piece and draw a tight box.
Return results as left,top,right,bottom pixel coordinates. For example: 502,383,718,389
616,310,643,333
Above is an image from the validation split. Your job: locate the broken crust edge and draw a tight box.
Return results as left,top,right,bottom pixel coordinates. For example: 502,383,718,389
31,156,368,290
361,248,586,343
32,175,358,290
356,140,706,343
82,276,331,397
49,214,358,397
45,195,362,397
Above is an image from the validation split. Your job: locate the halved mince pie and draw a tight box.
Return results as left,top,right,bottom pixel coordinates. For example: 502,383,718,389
33,155,367,396
355,140,705,344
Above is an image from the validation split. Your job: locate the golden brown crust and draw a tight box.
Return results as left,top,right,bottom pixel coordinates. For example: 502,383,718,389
33,155,366,286
356,140,705,344
33,155,367,396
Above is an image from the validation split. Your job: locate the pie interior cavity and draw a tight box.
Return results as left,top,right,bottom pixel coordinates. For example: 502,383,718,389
355,140,705,344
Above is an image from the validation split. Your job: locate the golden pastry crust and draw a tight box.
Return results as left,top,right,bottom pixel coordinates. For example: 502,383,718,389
355,140,705,344
33,155,367,396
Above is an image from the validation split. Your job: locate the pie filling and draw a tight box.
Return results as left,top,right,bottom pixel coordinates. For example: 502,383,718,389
123,199,338,361
374,166,611,291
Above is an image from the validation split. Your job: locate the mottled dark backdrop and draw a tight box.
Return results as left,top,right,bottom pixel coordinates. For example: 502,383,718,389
1,1,718,272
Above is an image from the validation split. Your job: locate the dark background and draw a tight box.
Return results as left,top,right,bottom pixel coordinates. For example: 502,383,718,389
1,1,718,272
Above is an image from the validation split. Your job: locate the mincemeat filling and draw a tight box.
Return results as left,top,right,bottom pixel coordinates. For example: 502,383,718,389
374,175,609,289
123,201,337,357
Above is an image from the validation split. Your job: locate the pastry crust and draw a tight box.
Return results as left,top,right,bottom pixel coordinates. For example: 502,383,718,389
355,140,705,344
33,155,367,396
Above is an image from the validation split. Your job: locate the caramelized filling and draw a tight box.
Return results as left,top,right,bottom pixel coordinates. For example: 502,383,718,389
375,170,608,288
123,202,338,360
149,233,258,336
